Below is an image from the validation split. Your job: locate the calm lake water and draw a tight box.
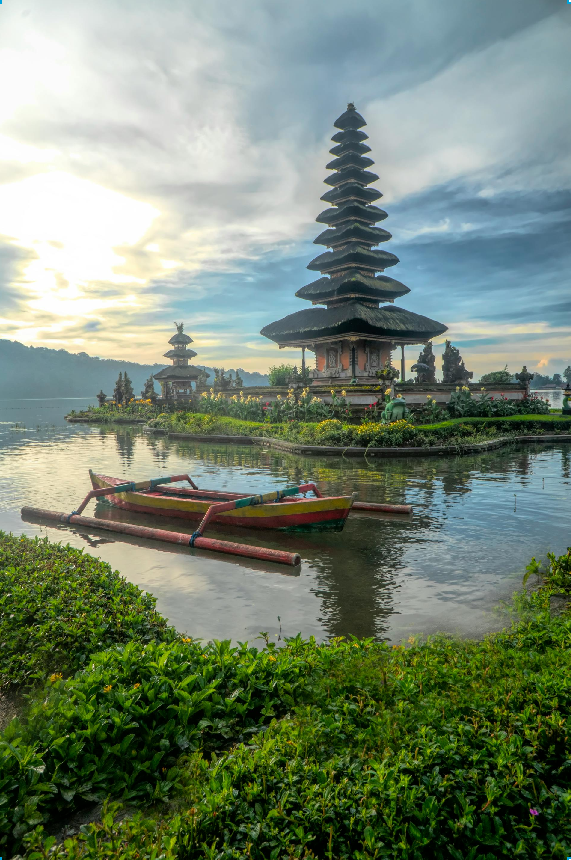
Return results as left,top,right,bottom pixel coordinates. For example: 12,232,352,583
1,398,570,644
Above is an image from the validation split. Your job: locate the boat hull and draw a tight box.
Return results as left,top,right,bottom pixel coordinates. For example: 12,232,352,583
90,473,353,532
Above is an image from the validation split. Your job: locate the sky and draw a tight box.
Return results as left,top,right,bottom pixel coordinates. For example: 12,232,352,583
0,0,570,378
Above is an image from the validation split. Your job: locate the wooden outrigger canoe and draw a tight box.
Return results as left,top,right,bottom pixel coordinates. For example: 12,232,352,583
89,470,354,532
21,471,411,567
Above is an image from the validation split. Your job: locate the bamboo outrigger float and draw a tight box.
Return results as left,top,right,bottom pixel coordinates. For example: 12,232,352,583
21,470,412,567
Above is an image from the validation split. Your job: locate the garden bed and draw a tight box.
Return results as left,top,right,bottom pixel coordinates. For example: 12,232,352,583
3,532,571,857
144,413,571,456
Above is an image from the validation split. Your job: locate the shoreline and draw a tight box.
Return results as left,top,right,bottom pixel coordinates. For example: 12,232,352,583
65,414,571,456
147,425,571,457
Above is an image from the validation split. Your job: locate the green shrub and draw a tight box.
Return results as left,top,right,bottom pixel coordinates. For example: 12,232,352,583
25,577,571,860
0,533,172,690
1,635,318,854
268,364,295,386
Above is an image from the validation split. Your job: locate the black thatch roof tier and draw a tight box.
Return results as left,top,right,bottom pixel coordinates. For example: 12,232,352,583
325,152,374,171
329,140,371,157
163,348,197,359
261,302,447,345
316,203,388,227
296,271,410,303
314,223,391,248
168,331,193,346
331,128,369,145
307,243,399,274
334,104,366,130
321,183,382,205
154,365,202,381
260,104,447,353
324,166,379,188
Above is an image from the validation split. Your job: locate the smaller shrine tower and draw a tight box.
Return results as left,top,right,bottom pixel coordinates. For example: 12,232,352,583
153,323,206,402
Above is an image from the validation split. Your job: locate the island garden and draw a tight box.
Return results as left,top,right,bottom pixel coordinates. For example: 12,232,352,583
68,105,569,453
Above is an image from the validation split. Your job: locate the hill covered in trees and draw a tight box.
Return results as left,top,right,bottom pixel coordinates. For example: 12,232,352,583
0,340,268,399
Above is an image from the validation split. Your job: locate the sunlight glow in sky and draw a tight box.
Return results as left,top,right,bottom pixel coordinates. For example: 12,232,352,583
0,0,569,375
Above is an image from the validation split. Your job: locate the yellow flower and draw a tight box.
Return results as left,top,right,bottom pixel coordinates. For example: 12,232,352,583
103,684,112,693
49,672,63,683
133,683,141,690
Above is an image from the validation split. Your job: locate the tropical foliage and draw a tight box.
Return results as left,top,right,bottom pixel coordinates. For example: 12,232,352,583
149,412,571,449
4,540,571,857
479,365,513,384
447,386,550,419
0,533,171,690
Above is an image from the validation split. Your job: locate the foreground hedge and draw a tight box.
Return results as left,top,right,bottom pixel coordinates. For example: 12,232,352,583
148,412,571,448
0,533,172,690
4,536,571,858
22,584,571,859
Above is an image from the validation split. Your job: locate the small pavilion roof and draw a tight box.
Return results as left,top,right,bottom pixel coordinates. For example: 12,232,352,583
163,348,197,359
261,302,448,346
296,271,411,304
154,365,202,381
316,202,388,227
168,331,193,346
334,104,367,130
314,223,391,248
307,243,399,274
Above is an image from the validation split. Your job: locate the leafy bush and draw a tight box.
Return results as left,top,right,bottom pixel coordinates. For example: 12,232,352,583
268,364,295,386
0,533,171,690
70,400,160,423
479,366,513,384
1,635,318,854
447,387,550,419
25,567,571,860
151,412,571,450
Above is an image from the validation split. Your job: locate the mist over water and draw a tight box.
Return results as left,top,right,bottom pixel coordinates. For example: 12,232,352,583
1,398,569,644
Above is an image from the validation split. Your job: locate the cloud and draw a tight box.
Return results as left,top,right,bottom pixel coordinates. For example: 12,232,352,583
0,0,568,374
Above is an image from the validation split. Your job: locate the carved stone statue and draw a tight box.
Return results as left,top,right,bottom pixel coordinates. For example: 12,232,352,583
442,340,473,384
376,359,400,383
411,343,436,383
515,366,534,391
381,395,408,424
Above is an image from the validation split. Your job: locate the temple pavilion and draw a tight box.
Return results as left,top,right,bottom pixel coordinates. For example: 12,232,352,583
153,322,203,401
260,104,447,383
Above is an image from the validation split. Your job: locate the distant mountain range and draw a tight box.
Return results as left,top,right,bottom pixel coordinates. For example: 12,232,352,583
0,340,269,400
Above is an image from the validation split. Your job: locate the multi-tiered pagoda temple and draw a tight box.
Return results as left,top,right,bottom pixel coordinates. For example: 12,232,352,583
261,104,447,383
153,322,204,401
